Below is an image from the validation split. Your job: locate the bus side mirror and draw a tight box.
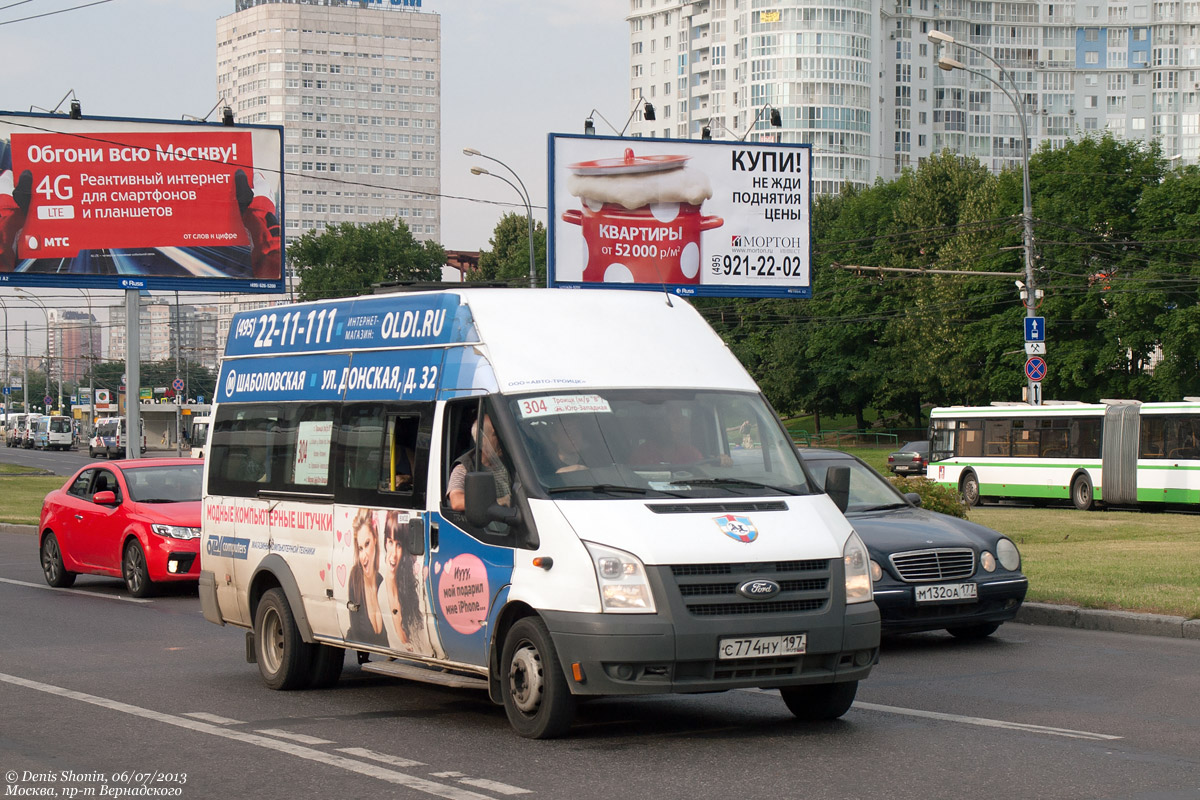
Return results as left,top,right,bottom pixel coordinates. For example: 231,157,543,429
406,517,425,556
825,466,851,513
464,471,520,528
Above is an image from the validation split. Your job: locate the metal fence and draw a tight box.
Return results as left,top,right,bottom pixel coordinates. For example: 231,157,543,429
791,428,927,449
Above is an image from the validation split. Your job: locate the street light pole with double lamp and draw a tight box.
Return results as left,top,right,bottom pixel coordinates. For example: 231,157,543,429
464,148,537,288
929,29,1041,405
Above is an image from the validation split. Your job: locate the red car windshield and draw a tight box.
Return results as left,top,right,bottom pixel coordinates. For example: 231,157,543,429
123,465,204,503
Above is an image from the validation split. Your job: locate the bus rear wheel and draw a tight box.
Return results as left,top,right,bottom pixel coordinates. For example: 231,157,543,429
960,471,981,507
1072,474,1094,511
254,588,313,690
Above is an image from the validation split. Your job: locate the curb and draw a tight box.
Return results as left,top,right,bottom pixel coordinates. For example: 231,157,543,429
1016,601,1200,640
0,523,37,536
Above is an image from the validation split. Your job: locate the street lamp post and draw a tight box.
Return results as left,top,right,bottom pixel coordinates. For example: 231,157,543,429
464,148,537,288
930,30,1041,405
0,298,9,419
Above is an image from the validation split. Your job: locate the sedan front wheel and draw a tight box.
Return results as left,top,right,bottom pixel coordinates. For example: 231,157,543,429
122,540,155,598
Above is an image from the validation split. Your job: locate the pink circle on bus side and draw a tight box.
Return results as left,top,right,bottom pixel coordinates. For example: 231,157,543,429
437,554,490,635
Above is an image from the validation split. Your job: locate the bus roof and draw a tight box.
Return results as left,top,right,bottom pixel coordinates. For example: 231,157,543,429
220,288,756,397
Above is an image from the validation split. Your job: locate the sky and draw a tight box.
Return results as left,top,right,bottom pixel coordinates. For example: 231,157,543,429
0,0,630,352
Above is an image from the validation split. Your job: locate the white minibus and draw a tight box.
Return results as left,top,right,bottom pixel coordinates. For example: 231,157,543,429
199,289,879,738
33,415,73,451
189,415,211,459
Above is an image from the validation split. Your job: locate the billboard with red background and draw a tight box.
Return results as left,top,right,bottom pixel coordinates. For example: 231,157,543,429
0,112,284,293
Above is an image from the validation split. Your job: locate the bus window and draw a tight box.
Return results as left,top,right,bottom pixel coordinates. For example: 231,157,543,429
1070,418,1102,459
337,403,430,508
1140,416,1166,459
984,419,1011,457
1011,419,1039,458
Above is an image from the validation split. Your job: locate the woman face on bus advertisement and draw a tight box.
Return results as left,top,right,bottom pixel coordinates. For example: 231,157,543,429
353,509,379,578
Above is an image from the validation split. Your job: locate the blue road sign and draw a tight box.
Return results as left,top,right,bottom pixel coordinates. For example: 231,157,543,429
1025,316,1046,342
1025,356,1047,382
172,378,185,393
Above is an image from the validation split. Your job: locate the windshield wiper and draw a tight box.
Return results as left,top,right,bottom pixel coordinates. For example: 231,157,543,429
855,502,910,512
548,483,649,496
669,477,801,495
137,498,181,503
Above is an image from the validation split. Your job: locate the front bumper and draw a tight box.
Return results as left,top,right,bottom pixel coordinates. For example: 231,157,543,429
541,600,880,697
145,536,201,583
873,575,1028,634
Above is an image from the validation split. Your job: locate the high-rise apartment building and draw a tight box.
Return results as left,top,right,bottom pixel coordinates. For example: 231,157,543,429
47,310,101,384
627,0,1197,195
217,0,441,246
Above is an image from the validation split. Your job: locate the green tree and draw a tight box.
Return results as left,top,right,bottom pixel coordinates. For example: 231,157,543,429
472,212,547,286
291,219,445,301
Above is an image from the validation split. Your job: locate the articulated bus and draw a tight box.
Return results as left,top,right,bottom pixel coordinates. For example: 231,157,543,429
926,400,1200,510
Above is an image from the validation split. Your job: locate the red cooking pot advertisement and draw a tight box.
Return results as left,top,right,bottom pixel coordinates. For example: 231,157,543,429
0,112,284,294
548,133,811,299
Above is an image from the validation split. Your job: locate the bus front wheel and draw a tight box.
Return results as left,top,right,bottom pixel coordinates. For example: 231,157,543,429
1072,474,1094,511
960,471,981,507
500,617,575,739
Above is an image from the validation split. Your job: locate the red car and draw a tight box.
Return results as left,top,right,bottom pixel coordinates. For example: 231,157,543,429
38,458,204,597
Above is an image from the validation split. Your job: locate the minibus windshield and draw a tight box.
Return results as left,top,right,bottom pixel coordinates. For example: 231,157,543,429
506,389,813,499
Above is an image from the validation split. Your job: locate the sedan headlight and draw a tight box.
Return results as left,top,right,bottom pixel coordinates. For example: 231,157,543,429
996,538,1021,571
151,523,201,540
584,542,656,613
869,559,883,582
843,531,873,604
980,551,997,572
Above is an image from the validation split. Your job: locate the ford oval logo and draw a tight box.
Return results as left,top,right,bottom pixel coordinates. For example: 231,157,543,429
737,579,781,599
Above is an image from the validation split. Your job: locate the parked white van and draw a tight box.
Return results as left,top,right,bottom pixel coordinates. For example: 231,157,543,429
199,289,879,738
189,415,211,459
4,413,27,448
32,415,73,450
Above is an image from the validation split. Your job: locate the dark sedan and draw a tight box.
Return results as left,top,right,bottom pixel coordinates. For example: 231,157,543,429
887,440,930,475
800,448,1027,638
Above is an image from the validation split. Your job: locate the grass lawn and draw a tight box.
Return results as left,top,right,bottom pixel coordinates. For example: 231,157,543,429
0,474,63,526
970,506,1200,619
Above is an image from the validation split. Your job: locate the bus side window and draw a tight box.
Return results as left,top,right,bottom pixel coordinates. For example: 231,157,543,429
336,403,431,508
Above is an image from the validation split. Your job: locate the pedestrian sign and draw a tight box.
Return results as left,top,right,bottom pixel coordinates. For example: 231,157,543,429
1025,356,1047,382
1024,316,1046,342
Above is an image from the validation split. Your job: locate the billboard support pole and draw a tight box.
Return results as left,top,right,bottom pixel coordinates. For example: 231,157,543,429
125,290,141,460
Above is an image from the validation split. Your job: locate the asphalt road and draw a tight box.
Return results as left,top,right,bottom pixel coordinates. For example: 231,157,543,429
0,532,1197,800
0,444,185,476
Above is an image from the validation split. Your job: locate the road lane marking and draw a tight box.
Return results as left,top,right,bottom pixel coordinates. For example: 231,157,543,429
852,701,1123,741
431,771,532,796
0,671,501,800
255,728,334,745
183,712,242,725
743,689,1122,741
0,577,152,603
337,747,425,768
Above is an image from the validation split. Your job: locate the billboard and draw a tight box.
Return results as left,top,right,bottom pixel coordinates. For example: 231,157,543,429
548,133,811,299
0,111,284,293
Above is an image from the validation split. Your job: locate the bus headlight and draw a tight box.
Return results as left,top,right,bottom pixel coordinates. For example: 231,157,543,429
843,531,873,604
584,541,656,614
996,538,1021,571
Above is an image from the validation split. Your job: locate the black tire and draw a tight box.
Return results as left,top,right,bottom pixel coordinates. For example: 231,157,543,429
947,622,1002,640
1072,473,1094,511
40,532,76,588
308,644,345,689
254,587,313,690
781,680,858,721
122,540,155,598
960,471,981,507
500,617,575,739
